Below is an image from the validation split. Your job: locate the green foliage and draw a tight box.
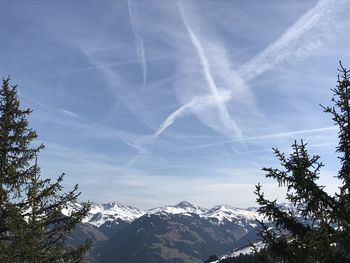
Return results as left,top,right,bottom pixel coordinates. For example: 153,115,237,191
254,62,350,262
0,77,90,262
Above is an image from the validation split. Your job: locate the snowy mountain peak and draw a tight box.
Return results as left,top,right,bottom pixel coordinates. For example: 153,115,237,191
205,205,262,224
208,204,234,212
84,202,145,227
175,201,195,208
100,201,138,211
75,200,266,228
148,201,206,216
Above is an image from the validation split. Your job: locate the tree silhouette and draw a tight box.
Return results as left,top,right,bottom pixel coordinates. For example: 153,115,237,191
0,77,90,262
255,62,350,262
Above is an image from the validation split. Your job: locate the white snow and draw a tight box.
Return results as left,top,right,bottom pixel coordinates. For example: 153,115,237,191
204,205,264,224
62,201,145,227
64,200,267,228
86,202,145,227
147,201,206,216
210,242,264,263
147,202,263,226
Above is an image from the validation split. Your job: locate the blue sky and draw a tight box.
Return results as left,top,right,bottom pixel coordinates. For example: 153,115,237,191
1,0,350,209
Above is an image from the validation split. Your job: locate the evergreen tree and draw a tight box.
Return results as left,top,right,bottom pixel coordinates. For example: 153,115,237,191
254,62,350,262
0,77,90,262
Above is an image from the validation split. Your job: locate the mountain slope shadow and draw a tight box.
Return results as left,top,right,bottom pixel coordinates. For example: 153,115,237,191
91,212,254,263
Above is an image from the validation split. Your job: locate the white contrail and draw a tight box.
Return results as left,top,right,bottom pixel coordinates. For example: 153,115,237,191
156,0,338,138
127,0,147,89
177,5,242,138
176,126,337,151
62,109,84,120
154,90,233,138
66,55,171,76
154,99,197,138
125,0,341,166
238,0,335,81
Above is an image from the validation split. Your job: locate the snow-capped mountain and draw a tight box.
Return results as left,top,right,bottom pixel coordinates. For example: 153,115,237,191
204,205,263,225
64,200,268,263
147,200,207,216
83,201,145,227
78,200,263,228
66,201,299,263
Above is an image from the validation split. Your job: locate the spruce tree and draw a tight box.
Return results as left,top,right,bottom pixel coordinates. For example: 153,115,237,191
0,77,90,262
254,62,350,263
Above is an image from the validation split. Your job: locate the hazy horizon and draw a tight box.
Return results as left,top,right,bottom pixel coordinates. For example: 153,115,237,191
1,0,350,209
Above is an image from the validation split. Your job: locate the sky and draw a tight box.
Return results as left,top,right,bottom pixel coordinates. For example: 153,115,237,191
1,0,350,209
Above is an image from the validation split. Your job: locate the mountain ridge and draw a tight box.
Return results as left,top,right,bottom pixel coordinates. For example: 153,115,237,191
67,200,265,229
64,201,295,262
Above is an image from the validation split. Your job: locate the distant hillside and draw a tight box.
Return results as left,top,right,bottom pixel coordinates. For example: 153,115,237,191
66,201,267,263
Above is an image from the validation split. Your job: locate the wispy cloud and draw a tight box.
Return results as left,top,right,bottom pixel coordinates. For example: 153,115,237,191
154,98,196,138
175,126,337,151
4,0,349,209
148,2,253,140
63,56,170,77
127,0,147,89
61,109,84,120
58,0,345,170
155,0,342,140
238,0,339,81
124,99,197,166
25,89,150,161
78,45,155,129
178,5,242,138
19,93,51,111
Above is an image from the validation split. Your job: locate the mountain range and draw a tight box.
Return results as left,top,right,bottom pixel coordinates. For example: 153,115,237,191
64,201,267,263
